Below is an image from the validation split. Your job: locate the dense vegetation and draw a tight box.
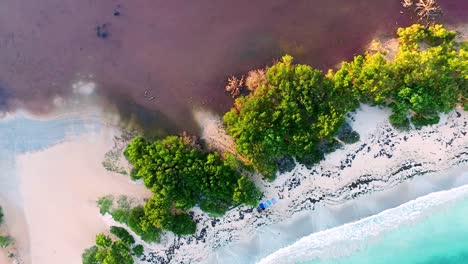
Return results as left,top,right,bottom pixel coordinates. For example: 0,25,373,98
85,25,465,262
0,236,12,248
123,136,261,235
330,24,467,128
82,228,143,264
224,24,467,178
97,196,161,243
224,55,355,177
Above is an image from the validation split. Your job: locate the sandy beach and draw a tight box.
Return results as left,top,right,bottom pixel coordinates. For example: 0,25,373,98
0,104,465,264
0,105,151,264
139,105,468,263
16,128,151,264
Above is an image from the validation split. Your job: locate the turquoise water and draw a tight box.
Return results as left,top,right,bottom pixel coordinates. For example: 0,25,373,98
259,182,468,264
304,191,468,264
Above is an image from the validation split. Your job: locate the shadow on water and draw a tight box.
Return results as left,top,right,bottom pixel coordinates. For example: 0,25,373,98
103,92,181,138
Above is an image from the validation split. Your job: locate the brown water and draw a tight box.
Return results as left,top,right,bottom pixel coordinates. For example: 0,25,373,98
0,0,466,135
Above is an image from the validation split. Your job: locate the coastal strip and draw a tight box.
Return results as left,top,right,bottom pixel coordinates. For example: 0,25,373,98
141,105,467,263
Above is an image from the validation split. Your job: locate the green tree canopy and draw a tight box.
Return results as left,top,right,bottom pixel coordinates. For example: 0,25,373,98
124,135,260,235
224,24,466,177
82,233,137,264
224,55,351,178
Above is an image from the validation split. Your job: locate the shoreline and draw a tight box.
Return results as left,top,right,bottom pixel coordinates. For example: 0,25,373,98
16,127,152,264
0,104,465,263
141,105,467,263
259,171,468,264
0,108,149,264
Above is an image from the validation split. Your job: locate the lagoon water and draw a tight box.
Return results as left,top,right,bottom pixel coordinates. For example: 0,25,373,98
260,175,468,264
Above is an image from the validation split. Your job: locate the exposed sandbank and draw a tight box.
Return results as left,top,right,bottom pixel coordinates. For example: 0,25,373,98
16,128,151,264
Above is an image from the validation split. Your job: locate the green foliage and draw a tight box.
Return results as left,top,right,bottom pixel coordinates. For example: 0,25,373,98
111,208,131,223
199,200,228,216
0,236,13,248
390,24,464,125
124,136,260,236
103,201,160,243
110,226,135,246
329,52,393,105
223,153,254,173
224,24,466,178
224,55,352,178
132,245,144,257
127,207,160,243
0,206,4,225
167,214,197,235
389,111,410,130
82,234,135,264
336,123,360,144
233,176,261,206
97,196,114,215
82,246,99,264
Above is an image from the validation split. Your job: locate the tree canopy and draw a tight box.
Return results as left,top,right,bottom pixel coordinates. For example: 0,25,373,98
224,55,353,178
124,135,260,235
225,24,467,178
82,231,143,264
331,24,467,128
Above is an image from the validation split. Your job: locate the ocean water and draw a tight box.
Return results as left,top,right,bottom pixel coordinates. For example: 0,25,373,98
259,182,468,264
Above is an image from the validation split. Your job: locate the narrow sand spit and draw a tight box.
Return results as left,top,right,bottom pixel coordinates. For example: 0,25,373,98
17,127,151,264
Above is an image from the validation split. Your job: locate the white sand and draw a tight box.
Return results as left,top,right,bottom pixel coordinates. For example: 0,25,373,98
16,127,151,264
0,103,465,264
142,105,467,263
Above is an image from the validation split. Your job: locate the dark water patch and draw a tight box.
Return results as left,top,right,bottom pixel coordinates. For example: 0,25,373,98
0,81,13,110
102,92,181,138
0,0,465,134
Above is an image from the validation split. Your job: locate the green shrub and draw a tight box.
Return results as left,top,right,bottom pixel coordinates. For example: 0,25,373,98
167,214,197,236
82,234,134,264
125,135,260,235
199,200,228,216
110,226,135,245
0,206,4,225
411,114,440,128
389,112,410,130
128,207,160,243
82,246,98,264
97,196,113,215
132,244,144,257
111,208,131,223
0,236,13,248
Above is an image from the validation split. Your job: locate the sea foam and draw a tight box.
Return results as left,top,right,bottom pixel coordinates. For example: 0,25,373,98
258,180,468,264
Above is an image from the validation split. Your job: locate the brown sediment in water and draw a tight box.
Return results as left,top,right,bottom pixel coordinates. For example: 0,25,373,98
0,0,466,135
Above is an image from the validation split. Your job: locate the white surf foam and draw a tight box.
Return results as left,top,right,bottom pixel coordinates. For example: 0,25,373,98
258,180,468,264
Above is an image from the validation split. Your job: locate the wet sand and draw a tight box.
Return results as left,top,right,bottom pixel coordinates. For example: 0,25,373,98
15,127,151,264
